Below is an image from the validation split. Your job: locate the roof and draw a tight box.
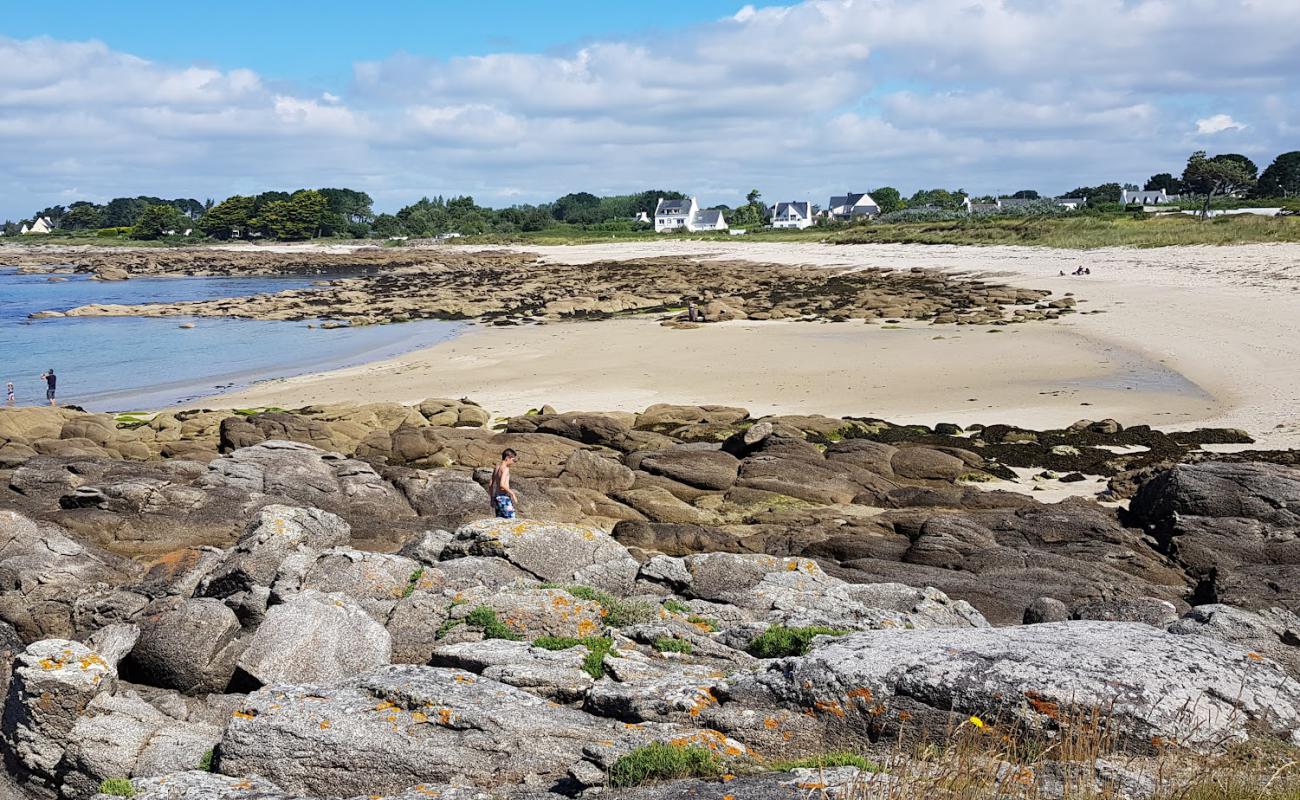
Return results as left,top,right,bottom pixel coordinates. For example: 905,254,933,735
694,209,725,225
829,192,878,211
655,198,693,214
772,201,812,218
997,198,1037,207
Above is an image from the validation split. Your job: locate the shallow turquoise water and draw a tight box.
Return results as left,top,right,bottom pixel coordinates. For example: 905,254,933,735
0,269,459,411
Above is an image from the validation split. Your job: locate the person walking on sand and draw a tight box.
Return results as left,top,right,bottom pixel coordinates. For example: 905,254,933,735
488,448,520,519
5,382,14,406
39,369,57,407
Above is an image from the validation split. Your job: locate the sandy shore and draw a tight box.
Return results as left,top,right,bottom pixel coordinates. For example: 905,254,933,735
200,240,1300,448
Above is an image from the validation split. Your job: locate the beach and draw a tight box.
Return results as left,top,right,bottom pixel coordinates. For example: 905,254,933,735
199,240,1300,448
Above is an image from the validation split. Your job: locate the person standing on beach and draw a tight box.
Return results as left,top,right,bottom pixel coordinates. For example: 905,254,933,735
39,369,56,407
5,382,13,406
488,448,520,518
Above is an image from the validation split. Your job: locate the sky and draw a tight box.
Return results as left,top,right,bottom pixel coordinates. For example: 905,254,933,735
2,0,1298,219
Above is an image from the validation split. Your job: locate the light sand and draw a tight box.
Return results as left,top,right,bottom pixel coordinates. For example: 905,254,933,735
199,241,1300,448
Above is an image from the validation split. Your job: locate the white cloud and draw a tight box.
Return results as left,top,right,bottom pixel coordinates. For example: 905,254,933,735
2,1,1299,218
1196,114,1247,134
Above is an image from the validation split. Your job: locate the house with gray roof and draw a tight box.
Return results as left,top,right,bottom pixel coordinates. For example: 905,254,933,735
826,192,880,221
1121,188,1179,206
654,197,728,233
769,201,815,229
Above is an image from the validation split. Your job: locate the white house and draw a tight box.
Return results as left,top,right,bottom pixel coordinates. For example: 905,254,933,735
769,201,815,229
654,197,728,233
23,216,53,234
1122,188,1178,206
826,192,880,221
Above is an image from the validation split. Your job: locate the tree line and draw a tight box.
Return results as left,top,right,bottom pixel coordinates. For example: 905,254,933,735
4,149,1297,241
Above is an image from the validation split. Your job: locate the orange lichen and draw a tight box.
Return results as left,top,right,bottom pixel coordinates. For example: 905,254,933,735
232,710,256,720
814,700,846,718
1247,652,1263,661
846,687,874,702
763,717,779,730
319,720,331,729
438,708,454,725
1025,692,1060,720
411,711,429,724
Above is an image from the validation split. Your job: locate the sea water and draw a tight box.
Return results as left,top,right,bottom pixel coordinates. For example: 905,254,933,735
0,268,460,411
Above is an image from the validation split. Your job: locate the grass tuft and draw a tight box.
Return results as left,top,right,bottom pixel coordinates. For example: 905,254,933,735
608,742,722,788
98,779,136,798
464,605,521,641
662,599,690,614
198,748,214,771
402,567,424,598
773,752,879,772
653,637,694,654
747,625,849,658
532,635,616,678
540,583,656,627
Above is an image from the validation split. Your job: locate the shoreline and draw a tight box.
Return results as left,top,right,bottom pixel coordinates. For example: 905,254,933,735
188,240,1300,448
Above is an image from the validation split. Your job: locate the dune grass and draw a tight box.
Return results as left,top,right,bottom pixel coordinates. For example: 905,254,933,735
608,742,722,788
826,213,1300,249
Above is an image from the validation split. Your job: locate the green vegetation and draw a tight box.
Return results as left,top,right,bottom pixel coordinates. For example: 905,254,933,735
98,779,136,797
608,743,722,788
772,752,880,772
402,567,424,598
662,599,691,614
464,605,521,641
652,637,693,654
686,615,719,632
746,625,850,658
531,635,616,678
198,748,214,771
828,212,1300,249
541,584,655,627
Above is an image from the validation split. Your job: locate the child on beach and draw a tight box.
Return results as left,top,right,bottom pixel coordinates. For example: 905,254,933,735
5,382,13,405
488,448,520,518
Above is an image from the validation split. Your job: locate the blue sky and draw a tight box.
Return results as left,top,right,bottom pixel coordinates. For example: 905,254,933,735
2,0,1297,220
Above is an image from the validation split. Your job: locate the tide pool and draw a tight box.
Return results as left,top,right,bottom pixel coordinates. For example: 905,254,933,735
0,269,460,411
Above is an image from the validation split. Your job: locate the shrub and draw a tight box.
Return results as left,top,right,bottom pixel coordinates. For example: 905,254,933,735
464,606,521,641
653,637,693,654
773,752,879,771
746,625,849,658
98,779,136,797
662,599,690,614
546,584,655,627
608,743,722,788
532,635,615,678
686,614,719,632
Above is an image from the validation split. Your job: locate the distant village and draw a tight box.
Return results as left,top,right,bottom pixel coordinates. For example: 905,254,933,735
648,188,1201,234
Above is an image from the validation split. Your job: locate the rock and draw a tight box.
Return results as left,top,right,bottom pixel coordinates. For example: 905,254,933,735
0,639,116,793
611,486,713,525
385,591,454,665
234,591,391,688
429,639,594,702
125,598,244,695
1130,462,1300,527
0,511,144,640
679,553,987,631
396,530,454,565
392,469,490,526
723,621,1300,751
444,519,638,595
90,771,291,800
1169,604,1300,679
85,623,140,668
472,587,608,640
139,547,227,599
1023,597,1070,624
283,548,429,618
584,657,730,724
1072,597,1180,628
198,506,351,623
636,404,749,433
638,451,740,491
736,456,861,505
217,665,645,797
889,447,970,481
558,449,635,493
59,690,222,799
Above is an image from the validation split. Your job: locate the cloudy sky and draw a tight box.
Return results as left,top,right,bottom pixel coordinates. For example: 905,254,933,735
2,0,1297,220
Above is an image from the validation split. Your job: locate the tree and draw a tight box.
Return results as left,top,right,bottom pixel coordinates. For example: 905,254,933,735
61,202,104,231
551,192,602,224
253,190,328,240
201,195,256,239
130,204,189,239
1255,151,1300,198
745,188,762,206
1144,173,1183,194
869,187,904,214
1182,150,1257,218
1010,189,1040,200
1211,153,1258,180
908,188,967,210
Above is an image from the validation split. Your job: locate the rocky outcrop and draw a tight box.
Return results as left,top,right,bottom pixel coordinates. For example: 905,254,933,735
233,590,391,688
719,621,1300,753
